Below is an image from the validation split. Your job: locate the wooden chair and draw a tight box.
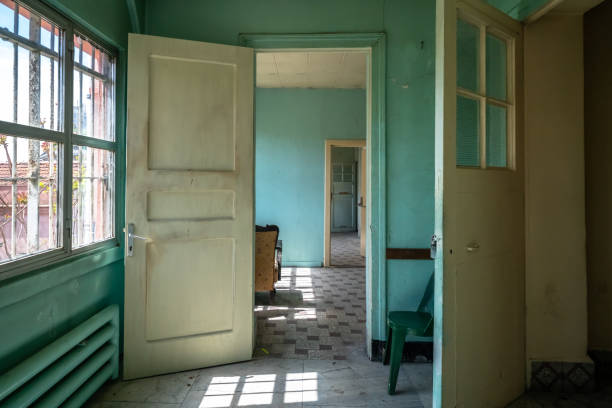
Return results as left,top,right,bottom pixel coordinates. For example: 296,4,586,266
255,225,282,293
383,272,434,394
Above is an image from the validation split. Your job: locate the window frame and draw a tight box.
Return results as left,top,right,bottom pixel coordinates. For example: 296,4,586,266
456,7,517,170
0,0,119,280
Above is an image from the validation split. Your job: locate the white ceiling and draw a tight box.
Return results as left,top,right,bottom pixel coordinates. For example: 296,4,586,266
256,51,367,89
553,0,605,13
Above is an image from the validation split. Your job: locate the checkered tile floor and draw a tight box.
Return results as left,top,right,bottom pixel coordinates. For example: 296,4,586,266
254,264,366,360
331,231,364,267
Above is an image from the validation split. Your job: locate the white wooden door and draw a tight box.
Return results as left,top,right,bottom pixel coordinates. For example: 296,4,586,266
124,34,254,380
331,163,356,232
434,1,524,406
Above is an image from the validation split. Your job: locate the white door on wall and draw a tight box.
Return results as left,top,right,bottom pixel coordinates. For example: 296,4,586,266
124,33,254,379
435,0,524,406
331,163,356,232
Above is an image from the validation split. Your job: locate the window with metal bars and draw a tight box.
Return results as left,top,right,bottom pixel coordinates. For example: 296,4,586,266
0,0,117,275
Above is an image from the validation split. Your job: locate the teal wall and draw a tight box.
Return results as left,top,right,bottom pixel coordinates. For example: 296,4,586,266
256,88,365,266
147,0,436,340
0,0,128,372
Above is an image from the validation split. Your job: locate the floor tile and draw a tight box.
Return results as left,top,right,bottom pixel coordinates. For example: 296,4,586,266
89,370,199,404
330,232,365,267
86,233,431,408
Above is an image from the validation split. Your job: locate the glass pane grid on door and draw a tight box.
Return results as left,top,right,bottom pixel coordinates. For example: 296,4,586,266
456,15,514,170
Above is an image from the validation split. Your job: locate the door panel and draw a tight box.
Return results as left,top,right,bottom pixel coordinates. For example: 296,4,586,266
148,56,236,171
145,238,235,341
331,163,356,232
434,1,524,406
124,33,254,379
147,191,236,221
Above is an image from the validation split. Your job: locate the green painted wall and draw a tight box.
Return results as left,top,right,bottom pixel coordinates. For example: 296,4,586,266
256,88,365,265
147,0,436,339
0,0,128,372
46,0,130,47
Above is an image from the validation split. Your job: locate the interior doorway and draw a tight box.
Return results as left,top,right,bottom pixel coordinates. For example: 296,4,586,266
252,49,370,360
325,141,367,267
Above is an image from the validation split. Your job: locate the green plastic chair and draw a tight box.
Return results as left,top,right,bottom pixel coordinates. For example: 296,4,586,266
383,273,434,395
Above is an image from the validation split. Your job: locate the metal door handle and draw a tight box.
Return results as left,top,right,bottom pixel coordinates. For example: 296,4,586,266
358,197,366,207
466,241,480,252
125,223,151,257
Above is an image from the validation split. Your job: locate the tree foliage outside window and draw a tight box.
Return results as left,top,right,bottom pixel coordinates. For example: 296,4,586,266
0,0,116,273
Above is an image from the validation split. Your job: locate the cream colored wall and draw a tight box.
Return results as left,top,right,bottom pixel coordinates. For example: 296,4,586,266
585,0,612,352
524,13,590,371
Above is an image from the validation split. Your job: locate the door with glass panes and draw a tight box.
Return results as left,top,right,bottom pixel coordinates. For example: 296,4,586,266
331,162,356,232
434,0,524,406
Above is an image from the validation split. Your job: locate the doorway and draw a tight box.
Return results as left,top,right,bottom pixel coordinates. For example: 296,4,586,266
241,32,386,364
325,141,367,267
253,49,369,360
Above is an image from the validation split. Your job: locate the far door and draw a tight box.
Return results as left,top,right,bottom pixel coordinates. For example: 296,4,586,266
124,34,254,379
331,163,356,232
434,1,524,407
359,148,366,256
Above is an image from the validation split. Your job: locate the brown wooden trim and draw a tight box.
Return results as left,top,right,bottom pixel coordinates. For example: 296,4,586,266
386,248,431,260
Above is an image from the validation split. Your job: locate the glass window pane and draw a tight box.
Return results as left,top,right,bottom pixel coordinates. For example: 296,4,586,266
486,33,507,101
0,40,14,123
39,19,59,50
0,135,61,264
0,0,15,32
73,34,81,63
486,104,507,167
0,5,62,131
73,34,115,141
72,146,114,248
457,95,480,167
17,6,28,38
457,18,479,92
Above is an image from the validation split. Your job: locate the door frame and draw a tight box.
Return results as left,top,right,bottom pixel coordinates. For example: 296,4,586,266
239,33,386,358
324,139,366,265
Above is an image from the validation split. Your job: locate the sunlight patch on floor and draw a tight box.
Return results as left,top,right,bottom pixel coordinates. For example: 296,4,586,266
198,372,318,407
